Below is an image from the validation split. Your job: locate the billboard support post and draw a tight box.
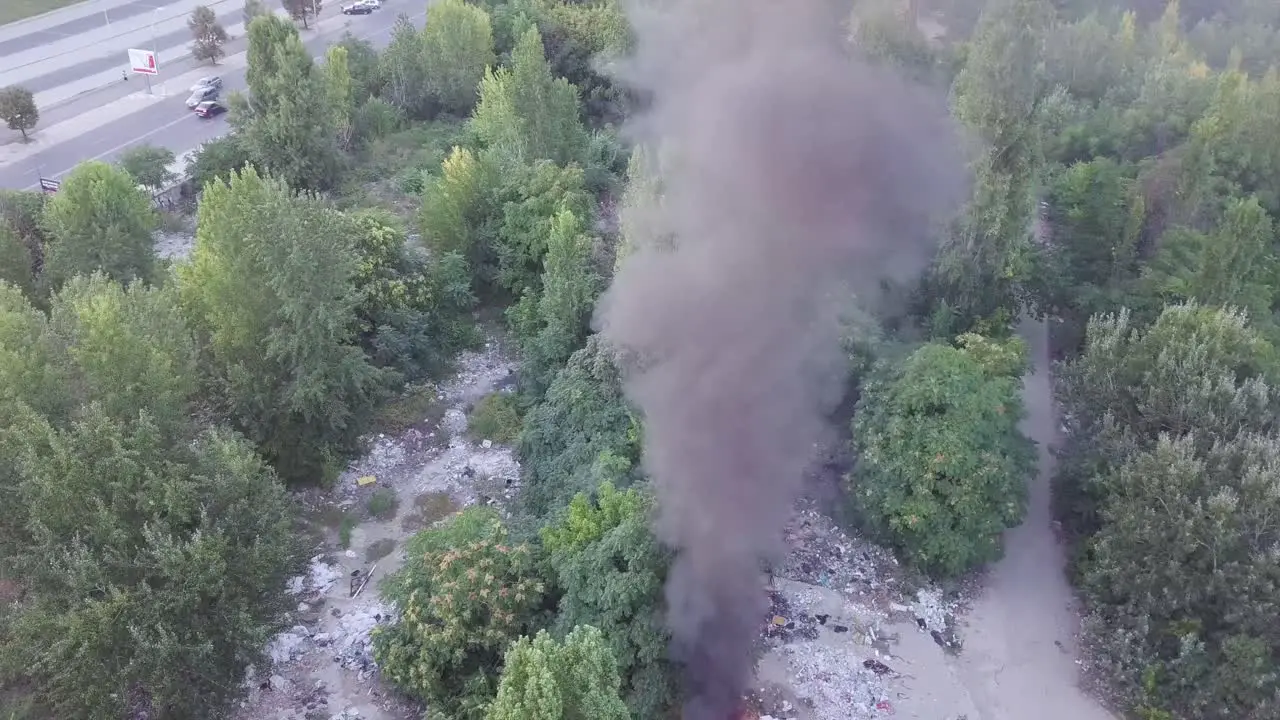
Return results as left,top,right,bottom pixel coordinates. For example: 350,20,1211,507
127,49,159,95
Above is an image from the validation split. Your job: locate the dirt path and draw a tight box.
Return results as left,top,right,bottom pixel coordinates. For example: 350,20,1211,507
944,316,1114,720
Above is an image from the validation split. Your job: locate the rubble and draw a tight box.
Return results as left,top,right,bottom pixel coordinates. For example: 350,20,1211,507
233,343,517,720
153,230,195,261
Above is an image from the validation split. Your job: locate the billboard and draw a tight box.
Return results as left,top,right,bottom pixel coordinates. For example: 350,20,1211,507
38,178,60,193
128,48,158,75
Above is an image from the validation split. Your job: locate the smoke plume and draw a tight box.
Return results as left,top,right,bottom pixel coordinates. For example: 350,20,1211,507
595,1,967,717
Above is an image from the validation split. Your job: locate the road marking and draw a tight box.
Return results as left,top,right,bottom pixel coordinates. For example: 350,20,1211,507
25,10,425,191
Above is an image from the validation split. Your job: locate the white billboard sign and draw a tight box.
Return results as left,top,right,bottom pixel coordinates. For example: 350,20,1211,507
128,48,158,75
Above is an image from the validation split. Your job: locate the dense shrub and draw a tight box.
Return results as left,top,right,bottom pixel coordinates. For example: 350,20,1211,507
851,335,1035,578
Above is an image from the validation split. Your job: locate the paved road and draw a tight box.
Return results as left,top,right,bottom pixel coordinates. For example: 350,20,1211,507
0,0,167,55
20,5,242,93
0,8,414,191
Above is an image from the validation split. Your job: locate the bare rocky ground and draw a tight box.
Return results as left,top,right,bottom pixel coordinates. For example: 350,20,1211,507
155,202,1111,720
220,319,1117,720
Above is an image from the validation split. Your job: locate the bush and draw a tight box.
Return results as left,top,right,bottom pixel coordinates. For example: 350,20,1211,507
352,97,405,143
367,487,398,519
486,626,629,720
850,335,1035,578
373,507,548,719
469,391,522,444
539,483,676,718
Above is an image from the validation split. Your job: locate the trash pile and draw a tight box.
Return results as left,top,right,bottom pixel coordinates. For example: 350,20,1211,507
233,343,518,720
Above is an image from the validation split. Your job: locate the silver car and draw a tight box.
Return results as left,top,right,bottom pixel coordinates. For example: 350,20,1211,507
190,76,223,93
186,85,219,108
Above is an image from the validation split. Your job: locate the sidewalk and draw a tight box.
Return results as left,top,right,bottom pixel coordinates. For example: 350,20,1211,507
0,11,359,167
31,11,269,108
0,53,248,166
2,0,238,83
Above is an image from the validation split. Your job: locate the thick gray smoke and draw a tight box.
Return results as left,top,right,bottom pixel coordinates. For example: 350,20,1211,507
595,1,967,717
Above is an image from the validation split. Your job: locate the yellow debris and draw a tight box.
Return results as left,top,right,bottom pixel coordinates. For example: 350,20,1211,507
771,615,787,626
356,475,377,487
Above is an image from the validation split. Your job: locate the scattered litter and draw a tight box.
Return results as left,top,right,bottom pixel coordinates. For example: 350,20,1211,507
357,475,377,487
863,659,893,676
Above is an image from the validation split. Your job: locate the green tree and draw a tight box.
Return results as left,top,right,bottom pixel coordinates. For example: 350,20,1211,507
0,223,35,298
470,26,589,166
540,483,676,718
48,274,198,438
188,5,228,64
0,284,70,422
237,15,338,190
117,144,176,191
243,0,268,22
1079,432,1280,720
40,160,157,291
933,0,1053,331
495,160,592,296
187,135,251,191
0,409,300,719
380,15,431,118
336,33,383,102
324,45,354,148
851,335,1036,578
421,0,496,115
1141,195,1277,325
1055,302,1280,548
281,0,319,29
374,507,547,720
350,209,476,380
1035,157,1144,346
509,207,600,398
517,335,638,518
486,626,630,720
178,166,386,482
0,86,38,142
419,146,493,271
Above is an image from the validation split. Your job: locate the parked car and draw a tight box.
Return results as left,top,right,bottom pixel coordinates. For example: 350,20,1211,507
186,85,219,108
194,100,226,119
190,76,223,93
341,3,373,14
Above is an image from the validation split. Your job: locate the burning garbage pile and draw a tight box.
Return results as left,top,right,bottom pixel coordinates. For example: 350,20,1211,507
598,0,964,714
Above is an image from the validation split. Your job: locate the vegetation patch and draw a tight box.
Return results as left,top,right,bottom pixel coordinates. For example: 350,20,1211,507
0,0,81,26
366,487,400,520
372,383,445,435
365,537,397,563
401,491,460,532
467,391,523,444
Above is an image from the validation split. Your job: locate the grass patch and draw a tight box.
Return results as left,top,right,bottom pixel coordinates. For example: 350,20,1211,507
372,383,445,435
401,491,460,532
367,487,399,520
0,0,82,26
365,537,397,563
338,515,357,549
468,391,522,445
342,120,466,213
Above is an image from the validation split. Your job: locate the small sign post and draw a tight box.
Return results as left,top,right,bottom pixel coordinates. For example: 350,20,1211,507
127,48,159,94
38,178,60,194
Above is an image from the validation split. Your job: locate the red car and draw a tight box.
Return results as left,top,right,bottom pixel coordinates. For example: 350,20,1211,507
194,100,226,119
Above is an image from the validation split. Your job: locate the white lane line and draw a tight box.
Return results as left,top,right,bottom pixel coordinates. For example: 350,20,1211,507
25,11,423,191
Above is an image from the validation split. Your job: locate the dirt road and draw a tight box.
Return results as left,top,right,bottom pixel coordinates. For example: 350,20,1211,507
946,316,1114,720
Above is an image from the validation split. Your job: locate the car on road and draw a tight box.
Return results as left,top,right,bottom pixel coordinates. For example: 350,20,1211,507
186,85,219,108
341,2,374,14
194,101,226,119
190,76,223,93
